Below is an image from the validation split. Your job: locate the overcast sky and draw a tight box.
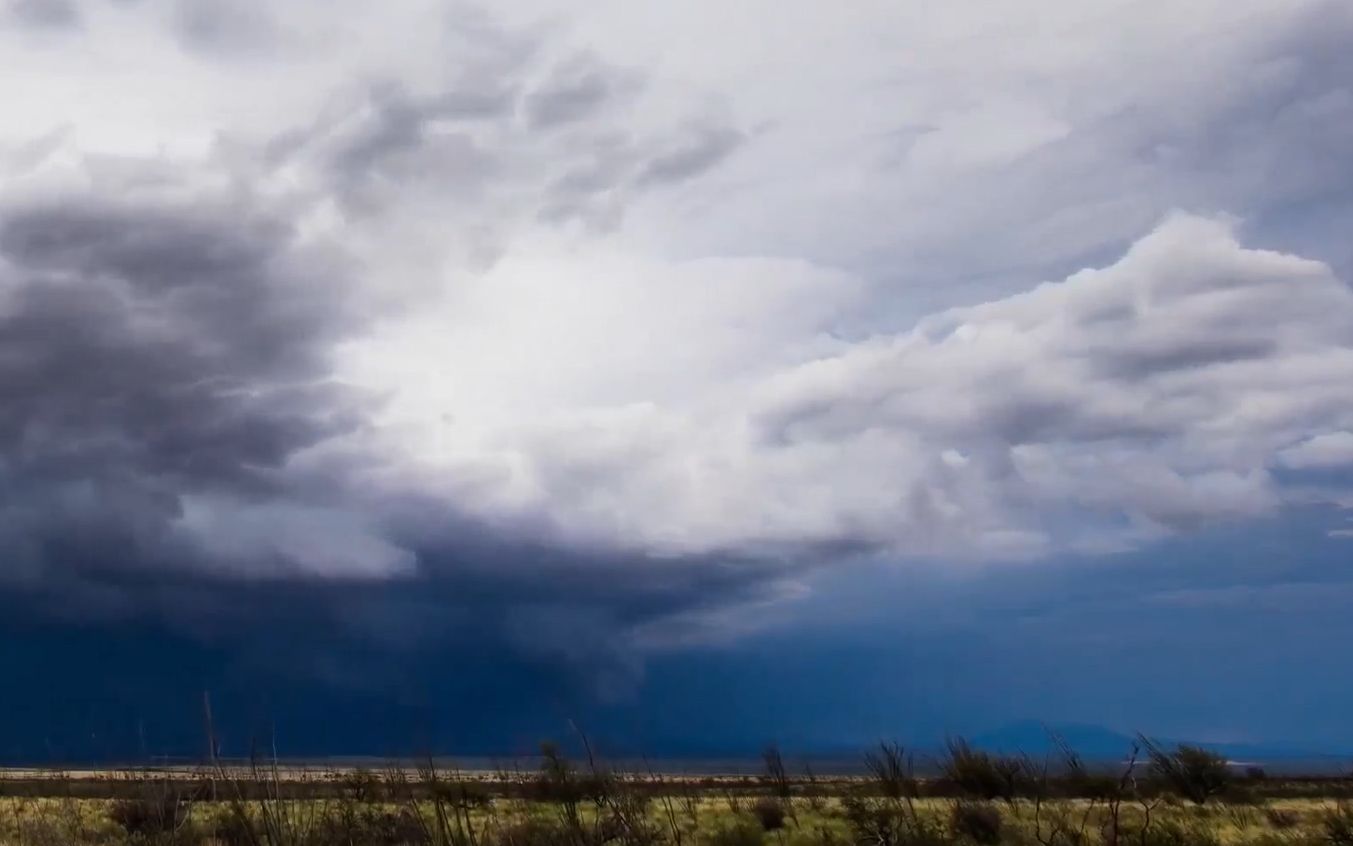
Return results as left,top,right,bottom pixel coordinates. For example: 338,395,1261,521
3,0,1353,759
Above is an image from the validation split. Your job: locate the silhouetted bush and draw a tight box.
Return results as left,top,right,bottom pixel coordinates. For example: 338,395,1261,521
108,794,190,839
939,739,1023,802
865,743,918,801
951,802,1003,845
752,797,787,831
1141,739,1232,805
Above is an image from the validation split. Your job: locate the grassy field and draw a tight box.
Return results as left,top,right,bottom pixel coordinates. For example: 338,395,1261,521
1,742,1351,846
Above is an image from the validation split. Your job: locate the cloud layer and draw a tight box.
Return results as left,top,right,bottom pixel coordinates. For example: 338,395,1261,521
356,214,1353,564
2,0,1353,685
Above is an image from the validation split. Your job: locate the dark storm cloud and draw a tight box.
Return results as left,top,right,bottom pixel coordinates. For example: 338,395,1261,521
0,169,787,697
0,6,760,696
0,191,369,586
3,482,804,704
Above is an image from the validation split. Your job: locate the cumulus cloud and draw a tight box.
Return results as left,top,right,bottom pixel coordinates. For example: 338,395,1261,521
2,0,1353,689
356,214,1353,562
1280,432,1353,469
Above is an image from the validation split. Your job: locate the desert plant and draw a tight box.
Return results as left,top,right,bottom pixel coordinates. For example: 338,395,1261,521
752,797,787,832
1140,739,1231,805
950,802,1002,845
108,793,192,840
313,806,428,846
841,792,946,846
864,744,918,802
761,744,798,826
939,739,1022,803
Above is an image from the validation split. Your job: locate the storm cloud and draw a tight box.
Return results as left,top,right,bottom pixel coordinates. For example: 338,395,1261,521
2,0,1353,727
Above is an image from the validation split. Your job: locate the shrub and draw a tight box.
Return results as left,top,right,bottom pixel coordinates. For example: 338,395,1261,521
313,808,428,846
950,802,1002,845
753,798,788,831
841,794,948,846
339,767,385,801
864,743,918,801
211,811,256,846
939,739,1023,802
1141,739,1232,805
108,794,190,839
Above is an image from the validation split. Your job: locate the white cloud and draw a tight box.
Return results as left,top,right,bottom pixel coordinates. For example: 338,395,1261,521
1280,432,1353,469
341,214,1353,562
3,0,1353,597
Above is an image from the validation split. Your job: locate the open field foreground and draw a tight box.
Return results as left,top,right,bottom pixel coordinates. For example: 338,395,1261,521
2,743,1352,846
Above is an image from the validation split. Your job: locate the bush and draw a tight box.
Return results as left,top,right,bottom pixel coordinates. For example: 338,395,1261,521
950,802,1002,845
313,808,428,846
841,795,948,846
939,739,1022,802
339,767,385,801
108,794,190,839
1141,739,1232,805
753,797,788,831
864,743,918,801
211,811,256,846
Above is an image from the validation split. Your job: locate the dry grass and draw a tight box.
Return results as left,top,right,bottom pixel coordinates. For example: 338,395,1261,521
1,740,1350,846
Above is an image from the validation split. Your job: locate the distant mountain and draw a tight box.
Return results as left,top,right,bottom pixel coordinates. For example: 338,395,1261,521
967,720,1352,769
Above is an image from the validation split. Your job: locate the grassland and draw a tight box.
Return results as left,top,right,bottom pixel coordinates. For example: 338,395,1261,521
1,740,1351,846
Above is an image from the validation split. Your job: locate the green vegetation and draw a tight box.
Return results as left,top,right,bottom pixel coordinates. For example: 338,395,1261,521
2,738,1352,846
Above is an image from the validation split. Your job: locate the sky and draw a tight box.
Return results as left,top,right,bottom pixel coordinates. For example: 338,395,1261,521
3,0,1353,762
